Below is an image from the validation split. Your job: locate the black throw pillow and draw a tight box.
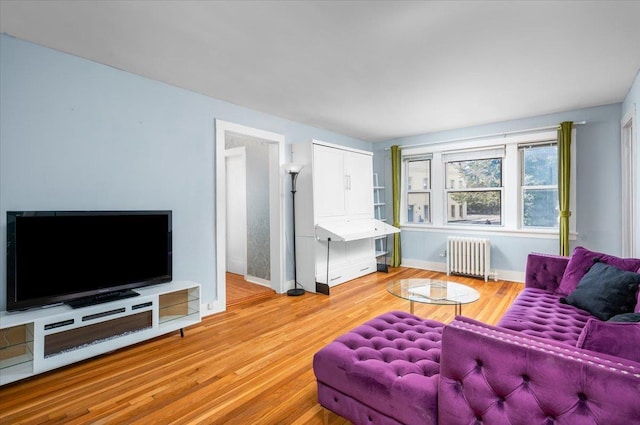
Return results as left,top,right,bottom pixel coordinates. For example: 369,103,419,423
608,312,640,322
564,262,640,321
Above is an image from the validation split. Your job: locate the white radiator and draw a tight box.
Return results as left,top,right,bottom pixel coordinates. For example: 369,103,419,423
447,237,491,282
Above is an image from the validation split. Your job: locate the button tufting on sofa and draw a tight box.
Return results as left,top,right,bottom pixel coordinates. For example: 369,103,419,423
314,311,444,424
439,315,640,425
314,253,640,425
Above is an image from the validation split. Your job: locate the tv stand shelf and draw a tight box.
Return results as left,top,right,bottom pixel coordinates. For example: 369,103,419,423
0,281,200,386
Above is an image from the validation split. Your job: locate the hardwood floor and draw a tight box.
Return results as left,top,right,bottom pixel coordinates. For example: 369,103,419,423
0,268,523,424
226,272,275,307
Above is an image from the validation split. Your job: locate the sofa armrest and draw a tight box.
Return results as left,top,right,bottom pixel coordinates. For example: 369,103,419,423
438,316,640,425
525,253,569,292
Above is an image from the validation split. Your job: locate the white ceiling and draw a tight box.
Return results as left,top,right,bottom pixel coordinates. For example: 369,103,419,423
1,1,639,142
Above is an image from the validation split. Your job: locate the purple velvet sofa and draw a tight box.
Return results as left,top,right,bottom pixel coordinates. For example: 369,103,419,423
313,249,640,424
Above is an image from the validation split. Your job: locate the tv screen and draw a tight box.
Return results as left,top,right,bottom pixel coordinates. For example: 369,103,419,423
6,211,172,312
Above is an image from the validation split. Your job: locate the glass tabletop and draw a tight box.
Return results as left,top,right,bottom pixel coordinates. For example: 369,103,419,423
387,278,479,306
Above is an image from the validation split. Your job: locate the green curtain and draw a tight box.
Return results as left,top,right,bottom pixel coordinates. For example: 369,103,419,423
558,121,573,256
391,145,402,267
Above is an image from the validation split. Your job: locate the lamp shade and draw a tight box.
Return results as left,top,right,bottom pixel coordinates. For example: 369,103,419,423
282,163,304,174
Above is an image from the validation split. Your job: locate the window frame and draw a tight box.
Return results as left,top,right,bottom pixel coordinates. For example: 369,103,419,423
404,155,432,224
519,141,559,229
399,129,577,238
443,155,504,226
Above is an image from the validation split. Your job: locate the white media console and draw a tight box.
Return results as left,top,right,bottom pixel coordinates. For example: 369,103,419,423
0,280,201,386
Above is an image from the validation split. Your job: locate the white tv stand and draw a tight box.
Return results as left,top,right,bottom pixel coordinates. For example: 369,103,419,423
0,281,200,386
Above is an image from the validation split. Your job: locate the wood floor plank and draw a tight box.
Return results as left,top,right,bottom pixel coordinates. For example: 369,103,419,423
226,272,274,307
0,267,523,424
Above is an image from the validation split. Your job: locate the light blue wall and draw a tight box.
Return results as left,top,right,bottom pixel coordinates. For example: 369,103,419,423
373,103,625,276
1,34,637,311
0,35,369,310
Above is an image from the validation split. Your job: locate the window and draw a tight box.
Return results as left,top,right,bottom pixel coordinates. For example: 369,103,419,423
405,157,431,223
445,158,502,225
520,143,558,228
443,147,504,226
399,128,575,236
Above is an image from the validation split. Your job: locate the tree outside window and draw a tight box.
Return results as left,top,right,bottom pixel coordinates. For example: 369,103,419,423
445,158,502,225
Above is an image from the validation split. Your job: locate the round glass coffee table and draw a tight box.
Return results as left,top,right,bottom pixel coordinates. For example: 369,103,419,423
387,278,479,315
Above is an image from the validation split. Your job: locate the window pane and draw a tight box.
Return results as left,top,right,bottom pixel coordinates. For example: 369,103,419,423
445,158,501,188
407,160,430,190
407,193,430,223
523,188,558,227
447,191,501,225
523,145,557,186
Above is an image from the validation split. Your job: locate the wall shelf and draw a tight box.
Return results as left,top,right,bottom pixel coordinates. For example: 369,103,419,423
373,173,390,272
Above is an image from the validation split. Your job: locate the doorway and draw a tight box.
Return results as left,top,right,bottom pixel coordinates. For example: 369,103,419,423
215,120,285,312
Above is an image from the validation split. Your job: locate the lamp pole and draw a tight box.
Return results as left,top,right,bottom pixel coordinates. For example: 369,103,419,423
287,168,305,296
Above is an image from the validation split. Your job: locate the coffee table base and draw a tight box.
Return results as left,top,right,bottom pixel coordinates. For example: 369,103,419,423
410,300,463,315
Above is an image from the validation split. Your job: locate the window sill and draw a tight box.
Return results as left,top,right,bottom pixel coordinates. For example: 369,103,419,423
400,223,578,240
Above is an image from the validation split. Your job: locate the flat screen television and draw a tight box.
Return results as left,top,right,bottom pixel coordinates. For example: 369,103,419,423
6,210,172,312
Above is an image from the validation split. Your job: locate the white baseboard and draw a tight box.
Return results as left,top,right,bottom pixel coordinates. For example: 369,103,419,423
401,259,447,273
245,275,271,287
401,258,525,283
201,300,225,317
202,259,525,317
284,278,297,293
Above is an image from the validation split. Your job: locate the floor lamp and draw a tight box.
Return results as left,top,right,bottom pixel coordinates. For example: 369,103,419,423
283,163,305,296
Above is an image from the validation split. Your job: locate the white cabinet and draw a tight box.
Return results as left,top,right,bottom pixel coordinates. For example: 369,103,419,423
292,141,377,293
313,144,373,221
313,144,347,219
0,281,200,386
346,151,376,218
313,238,374,286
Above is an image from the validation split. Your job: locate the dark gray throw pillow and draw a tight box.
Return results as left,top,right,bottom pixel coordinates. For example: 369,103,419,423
564,262,640,321
608,313,640,322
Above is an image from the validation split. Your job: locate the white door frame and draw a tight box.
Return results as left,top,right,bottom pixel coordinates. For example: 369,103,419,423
621,105,637,257
213,120,285,313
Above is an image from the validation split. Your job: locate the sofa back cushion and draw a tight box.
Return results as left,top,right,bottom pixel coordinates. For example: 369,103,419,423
577,318,640,363
524,253,569,292
557,246,640,295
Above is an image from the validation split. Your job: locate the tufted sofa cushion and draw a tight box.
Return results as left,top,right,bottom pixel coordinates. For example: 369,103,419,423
497,288,594,346
439,316,640,425
313,311,444,425
577,318,640,363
